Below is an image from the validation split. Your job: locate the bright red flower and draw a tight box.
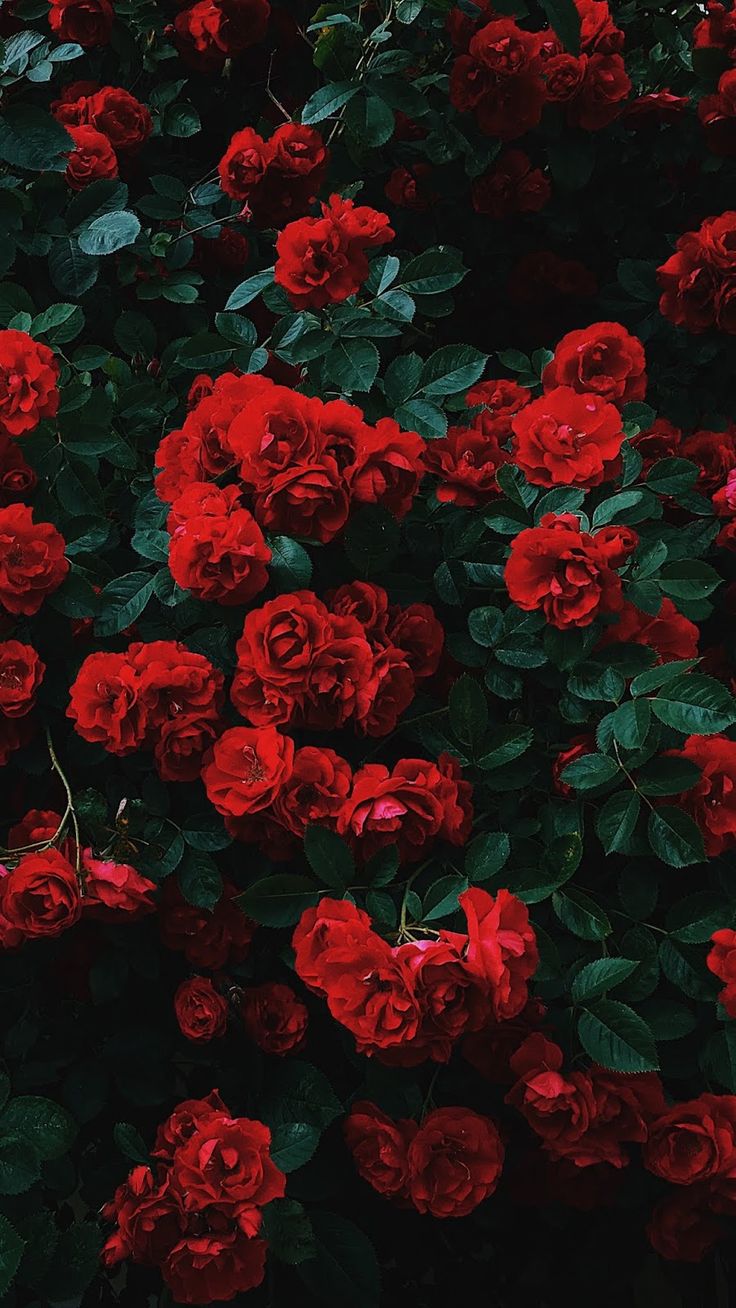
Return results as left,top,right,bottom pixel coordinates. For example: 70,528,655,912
64,125,118,189
671,734,736,855
542,321,647,404
511,386,625,487
407,1107,504,1217
174,977,228,1043
48,0,113,46
0,505,68,616
0,847,81,941
504,512,624,628
0,329,60,438
0,640,44,717
707,928,736,1016
344,1101,416,1198
201,725,294,817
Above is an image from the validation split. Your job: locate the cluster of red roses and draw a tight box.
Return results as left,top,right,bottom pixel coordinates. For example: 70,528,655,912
344,1101,505,1218
156,372,425,544
48,0,114,48
0,326,55,508
204,729,472,866
425,319,645,506
173,974,308,1054
52,81,152,190
67,640,224,782
291,889,538,1064
450,0,631,143
230,582,443,736
658,210,736,335
0,807,156,948
102,1090,285,1305
218,121,328,228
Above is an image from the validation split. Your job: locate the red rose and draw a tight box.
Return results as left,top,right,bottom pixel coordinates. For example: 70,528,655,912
0,328,60,438
0,716,34,768
338,759,447,862
292,897,373,993
0,505,68,616
671,734,736,855
347,418,426,519
102,1167,183,1268
467,377,532,425
163,1231,267,1304
542,321,647,404
0,438,37,504
171,1113,285,1213
592,524,639,568
240,982,308,1054
463,998,548,1083
154,714,223,784
407,1107,504,1217
174,977,228,1043
460,887,538,1021
508,1034,596,1154
201,725,294,817
155,373,273,503
424,422,510,507
67,651,145,754
699,69,736,155
395,937,481,1063
644,1094,736,1184
647,1189,723,1263
575,0,624,52
511,386,625,487
131,639,223,724
81,851,157,920
544,52,586,102
599,597,699,662
86,87,153,152
344,1101,416,1198
385,603,444,679
174,0,271,69
323,933,421,1056
0,847,80,941
274,194,393,310
48,0,113,46
218,126,272,200
227,386,324,489
504,512,624,628
658,233,718,334
151,1091,228,1161
385,163,437,212
471,149,550,220
0,640,44,717
160,879,255,969
8,809,62,849
632,417,682,470
567,53,631,130
167,482,271,606
682,425,736,493
231,591,333,725
64,124,118,189
267,449,354,533
707,928,736,1017
273,746,352,837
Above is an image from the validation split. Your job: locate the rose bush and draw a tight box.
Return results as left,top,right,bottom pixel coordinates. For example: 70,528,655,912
2,1,736,1305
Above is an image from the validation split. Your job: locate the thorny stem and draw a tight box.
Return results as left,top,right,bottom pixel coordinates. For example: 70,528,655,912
170,212,242,245
45,727,84,889
266,52,292,122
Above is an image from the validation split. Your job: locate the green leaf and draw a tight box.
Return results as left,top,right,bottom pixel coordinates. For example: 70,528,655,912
383,352,422,405
571,958,638,1005
262,1200,316,1266
182,812,233,852
647,458,699,496
38,1221,100,1301
478,726,534,770
420,345,487,398
595,790,641,853
423,873,468,921
0,104,72,170
560,753,619,790
648,806,705,868
666,892,728,944
394,398,446,439
658,561,722,600
553,888,611,940
113,1122,150,1165
178,852,223,911
301,81,360,124
329,339,379,393
0,1136,40,1195
635,757,702,797
270,1122,321,1172
77,210,140,256
235,875,319,927
650,675,736,735
0,1214,23,1297
224,268,274,311
94,572,155,638
48,238,98,296
164,102,201,137
175,331,233,371
462,837,509,878
449,674,487,751
610,699,651,750
617,258,658,303
0,1096,76,1160
630,658,700,697
578,1000,658,1072
299,1213,380,1308
344,93,395,147
304,825,355,891
401,248,466,295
